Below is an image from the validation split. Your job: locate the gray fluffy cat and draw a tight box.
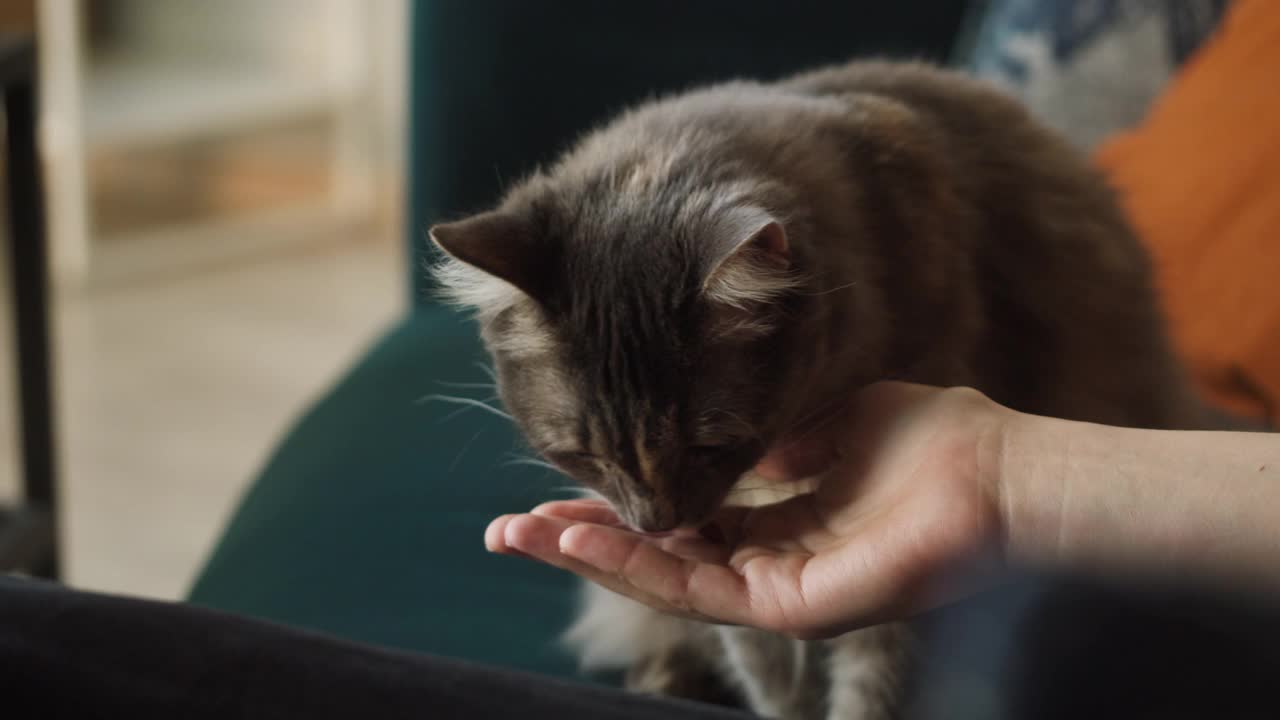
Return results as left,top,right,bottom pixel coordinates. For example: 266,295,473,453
430,60,1214,719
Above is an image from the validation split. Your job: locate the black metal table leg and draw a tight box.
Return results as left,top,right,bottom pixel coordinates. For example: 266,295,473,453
1,34,60,579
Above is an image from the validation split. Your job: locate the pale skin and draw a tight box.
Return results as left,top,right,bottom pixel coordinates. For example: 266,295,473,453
486,381,1280,640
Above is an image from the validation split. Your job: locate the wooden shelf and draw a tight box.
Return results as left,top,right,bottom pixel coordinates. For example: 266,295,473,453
86,54,358,148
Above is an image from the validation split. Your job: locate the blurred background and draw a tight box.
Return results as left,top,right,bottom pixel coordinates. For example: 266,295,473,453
0,0,408,599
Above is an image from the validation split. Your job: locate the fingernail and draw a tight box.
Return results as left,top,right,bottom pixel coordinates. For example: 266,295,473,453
557,525,579,554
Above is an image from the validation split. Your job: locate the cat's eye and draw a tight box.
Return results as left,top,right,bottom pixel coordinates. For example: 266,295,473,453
688,444,730,459
546,451,605,485
689,442,755,464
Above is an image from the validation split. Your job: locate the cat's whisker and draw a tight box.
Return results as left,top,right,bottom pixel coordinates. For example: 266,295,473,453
782,410,844,447
503,456,562,473
700,408,760,438
446,430,486,474
473,362,498,383
790,394,852,433
427,381,500,405
546,485,589,497
769,399,845,448
786,396,843,430
439,407,477,424
435,379,498,391
421,393,513,421
802,280,859,297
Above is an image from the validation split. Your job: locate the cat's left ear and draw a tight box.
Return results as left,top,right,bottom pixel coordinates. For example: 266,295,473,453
701,211,798,308
429,209,555,302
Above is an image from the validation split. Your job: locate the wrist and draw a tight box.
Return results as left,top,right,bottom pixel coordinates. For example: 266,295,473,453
987,410,1210,576
982,403,1280,591
983,407,1069,569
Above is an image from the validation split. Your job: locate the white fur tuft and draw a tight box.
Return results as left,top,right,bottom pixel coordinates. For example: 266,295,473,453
703,252,805,310
430,254,524,320
562,582,689,670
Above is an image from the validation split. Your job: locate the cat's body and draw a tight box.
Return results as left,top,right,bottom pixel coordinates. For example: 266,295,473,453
431,61,1215,719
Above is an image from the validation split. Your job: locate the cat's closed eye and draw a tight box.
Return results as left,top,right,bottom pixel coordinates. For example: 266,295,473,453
546,450,600,476
687,442,755,465
687,444,730,459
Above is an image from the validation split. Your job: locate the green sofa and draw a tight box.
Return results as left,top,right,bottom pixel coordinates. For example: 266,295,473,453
188,0,976,680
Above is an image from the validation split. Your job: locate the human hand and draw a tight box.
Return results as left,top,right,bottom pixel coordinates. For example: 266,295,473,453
485,382,1014,639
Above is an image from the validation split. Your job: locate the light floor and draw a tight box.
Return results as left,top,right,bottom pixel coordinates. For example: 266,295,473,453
1,233,402,600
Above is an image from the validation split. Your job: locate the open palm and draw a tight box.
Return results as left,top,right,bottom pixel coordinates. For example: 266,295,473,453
486,383,1010,639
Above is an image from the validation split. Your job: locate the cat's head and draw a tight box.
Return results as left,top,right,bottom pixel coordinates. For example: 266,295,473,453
431,171,811,532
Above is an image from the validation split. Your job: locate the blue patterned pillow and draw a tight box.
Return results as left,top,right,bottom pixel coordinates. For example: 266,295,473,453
966,0,1230,149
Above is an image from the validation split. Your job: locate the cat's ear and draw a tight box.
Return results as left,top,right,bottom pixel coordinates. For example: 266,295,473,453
430,210,554,302
701,212,798,309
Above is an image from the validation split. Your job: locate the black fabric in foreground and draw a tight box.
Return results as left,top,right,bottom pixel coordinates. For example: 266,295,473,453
5,571,1280,719
0,574,747,720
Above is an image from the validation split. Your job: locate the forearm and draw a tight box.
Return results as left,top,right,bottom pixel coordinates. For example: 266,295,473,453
997,412,1280,589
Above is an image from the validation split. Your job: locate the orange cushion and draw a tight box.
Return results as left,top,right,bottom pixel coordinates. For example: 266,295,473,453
1094,0,1280,422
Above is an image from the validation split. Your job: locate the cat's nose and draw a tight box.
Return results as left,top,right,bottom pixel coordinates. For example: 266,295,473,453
626,502,680,534
631,514,679,534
